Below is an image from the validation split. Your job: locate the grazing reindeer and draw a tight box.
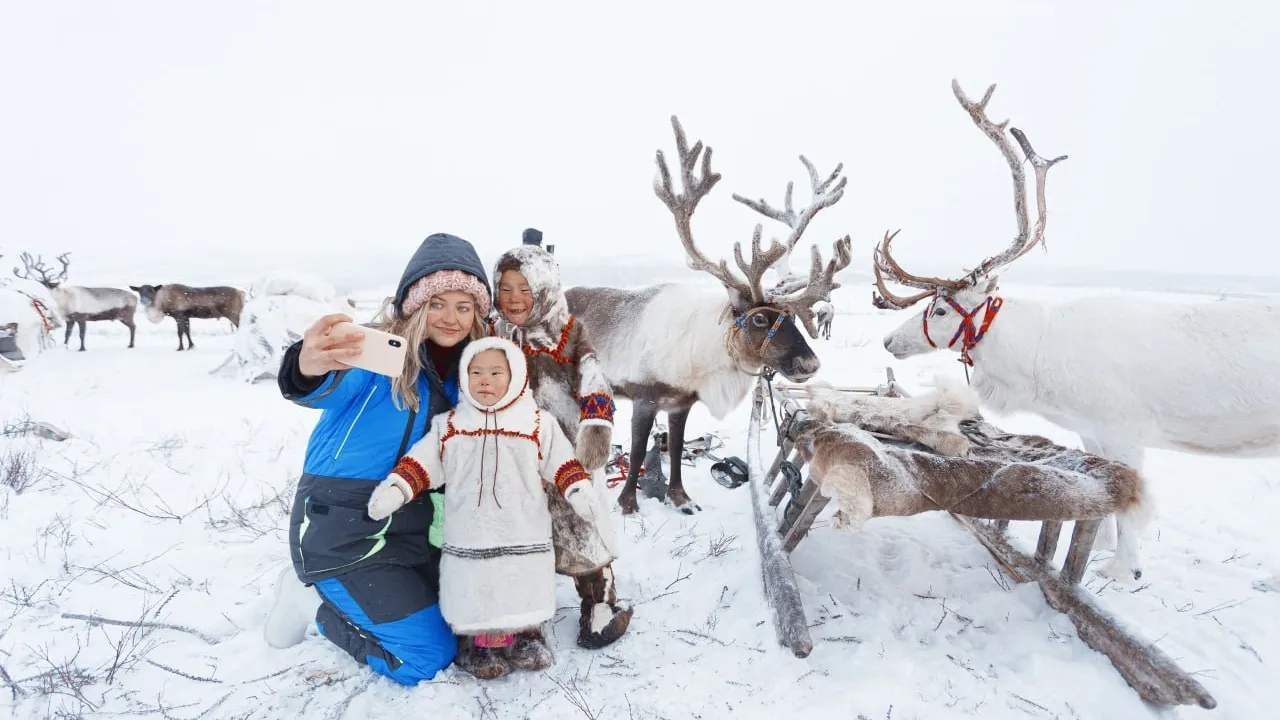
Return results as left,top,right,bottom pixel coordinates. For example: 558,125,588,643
873,80,1280,580
130,283,244,351
566,116,851,514
814,299,834,340
12,252,137,351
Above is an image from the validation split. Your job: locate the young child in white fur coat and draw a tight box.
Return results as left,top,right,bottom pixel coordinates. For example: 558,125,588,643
366,336,609,680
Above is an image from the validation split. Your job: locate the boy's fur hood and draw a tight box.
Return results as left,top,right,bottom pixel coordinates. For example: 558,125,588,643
493,245,568,337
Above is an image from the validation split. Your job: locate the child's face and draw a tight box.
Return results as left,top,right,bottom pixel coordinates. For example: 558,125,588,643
497,270,534,327
468,349,512,406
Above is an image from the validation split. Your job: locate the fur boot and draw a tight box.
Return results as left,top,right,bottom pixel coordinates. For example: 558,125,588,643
574,565,633,649
455,636,512,680
507,628,553,671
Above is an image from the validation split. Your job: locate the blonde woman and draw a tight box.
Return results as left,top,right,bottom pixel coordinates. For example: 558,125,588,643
263,232,491,686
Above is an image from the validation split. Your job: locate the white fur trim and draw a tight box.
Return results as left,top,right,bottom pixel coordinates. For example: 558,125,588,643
459,336,529,411
388,473,414,502
578,417,613,429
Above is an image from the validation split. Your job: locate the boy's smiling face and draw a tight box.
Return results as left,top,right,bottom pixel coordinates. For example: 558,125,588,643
468,348,511,407
497,270,534,327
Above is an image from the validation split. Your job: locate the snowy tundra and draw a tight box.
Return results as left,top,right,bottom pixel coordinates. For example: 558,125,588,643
0,274,1277,719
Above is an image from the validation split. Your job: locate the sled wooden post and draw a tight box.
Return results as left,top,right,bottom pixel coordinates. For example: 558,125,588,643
747,377,813,658
1060,519,1101,585
1035,521,1063,566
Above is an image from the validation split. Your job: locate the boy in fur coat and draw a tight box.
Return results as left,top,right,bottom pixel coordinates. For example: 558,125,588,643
490,229,633,649
367,336,611,680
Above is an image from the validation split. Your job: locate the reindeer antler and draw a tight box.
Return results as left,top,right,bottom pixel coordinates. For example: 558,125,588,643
870,80,1068,309
12,251,69,287
950,80,1068,286
732,155,847,262
654,115,788,304
773,236,853,337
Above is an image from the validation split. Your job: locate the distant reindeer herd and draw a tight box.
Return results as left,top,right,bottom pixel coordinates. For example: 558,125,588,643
8,251,243,352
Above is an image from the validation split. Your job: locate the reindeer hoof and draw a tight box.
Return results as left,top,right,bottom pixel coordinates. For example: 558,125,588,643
666,488,701,515
617,493,639,515
1098,559,1143,584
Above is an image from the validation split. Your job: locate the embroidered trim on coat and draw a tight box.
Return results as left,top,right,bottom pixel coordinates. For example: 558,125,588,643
439,410,543,461
554,458,591,495
579,392,615,423
521,315,576,364
393,456,431,495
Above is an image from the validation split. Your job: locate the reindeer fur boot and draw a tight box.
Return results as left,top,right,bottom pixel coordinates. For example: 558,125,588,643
455,636,512,680
574,565,633,649
506,628,553,671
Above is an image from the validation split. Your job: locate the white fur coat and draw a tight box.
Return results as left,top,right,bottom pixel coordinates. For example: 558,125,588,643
393,337,610,635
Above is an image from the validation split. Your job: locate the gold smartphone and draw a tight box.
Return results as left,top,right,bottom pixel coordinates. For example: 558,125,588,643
332,321,408,377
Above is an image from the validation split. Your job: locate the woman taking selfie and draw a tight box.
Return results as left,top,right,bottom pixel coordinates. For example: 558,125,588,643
262,232,491,685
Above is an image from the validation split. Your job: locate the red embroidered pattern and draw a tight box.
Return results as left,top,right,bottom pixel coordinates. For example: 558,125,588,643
521,315,576,364
579,393,615,423
439,410,543,460
392,456,431,495
554,458,591,495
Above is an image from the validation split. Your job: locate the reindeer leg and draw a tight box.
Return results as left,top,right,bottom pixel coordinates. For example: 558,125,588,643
77,320,86,352
184,318,195,350
1082,436,1148,582
665,406,701,514
123,316,135,349
63,317,74,347
620,399,659,514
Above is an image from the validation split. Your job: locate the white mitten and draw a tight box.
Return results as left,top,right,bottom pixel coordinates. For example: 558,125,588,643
367,474,413,521
565,481,600,525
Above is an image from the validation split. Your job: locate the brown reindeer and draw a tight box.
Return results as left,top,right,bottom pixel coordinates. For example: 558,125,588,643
564,116,851,514
13,252,138,351
130,283,244,351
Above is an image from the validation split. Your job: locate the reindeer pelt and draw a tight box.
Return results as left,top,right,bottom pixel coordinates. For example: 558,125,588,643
795,417,1148,533
805,375,979,457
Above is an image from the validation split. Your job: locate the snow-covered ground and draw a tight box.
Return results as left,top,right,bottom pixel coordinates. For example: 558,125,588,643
2,282,1277,719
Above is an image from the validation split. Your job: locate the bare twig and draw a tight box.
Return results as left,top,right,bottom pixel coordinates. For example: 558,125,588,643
61,612,220,645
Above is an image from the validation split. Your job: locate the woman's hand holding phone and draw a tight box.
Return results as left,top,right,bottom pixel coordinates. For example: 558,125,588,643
298,313,364,378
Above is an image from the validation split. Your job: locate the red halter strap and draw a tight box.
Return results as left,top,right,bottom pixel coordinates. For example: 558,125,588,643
922,294,1003,367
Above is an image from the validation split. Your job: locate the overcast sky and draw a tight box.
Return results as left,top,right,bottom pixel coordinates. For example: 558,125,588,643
1,0,1275,287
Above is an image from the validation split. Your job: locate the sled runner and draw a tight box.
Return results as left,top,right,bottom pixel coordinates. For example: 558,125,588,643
745,369,1216,710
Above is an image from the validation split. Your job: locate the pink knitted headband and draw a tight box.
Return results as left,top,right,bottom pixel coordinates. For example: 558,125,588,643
401,270,491,319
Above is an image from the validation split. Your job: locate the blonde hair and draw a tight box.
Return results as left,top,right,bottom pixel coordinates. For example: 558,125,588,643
374,297,490,412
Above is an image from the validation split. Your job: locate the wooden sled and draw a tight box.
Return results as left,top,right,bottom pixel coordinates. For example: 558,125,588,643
745,371,1216,710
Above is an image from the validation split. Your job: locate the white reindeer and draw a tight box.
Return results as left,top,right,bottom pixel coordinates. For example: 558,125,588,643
872,80,1280,581
566,115,851,515
813,299,834,340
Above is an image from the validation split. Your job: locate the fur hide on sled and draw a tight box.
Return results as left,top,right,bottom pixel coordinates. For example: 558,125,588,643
794,377,1150,548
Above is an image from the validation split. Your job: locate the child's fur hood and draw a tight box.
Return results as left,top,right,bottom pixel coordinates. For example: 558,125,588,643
458,336,529,413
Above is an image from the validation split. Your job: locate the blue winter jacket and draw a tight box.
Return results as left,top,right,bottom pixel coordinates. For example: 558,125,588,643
279,232,492,585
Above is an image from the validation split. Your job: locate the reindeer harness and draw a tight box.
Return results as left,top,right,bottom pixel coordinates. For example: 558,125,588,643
923,293,1003,367
730,305,792,376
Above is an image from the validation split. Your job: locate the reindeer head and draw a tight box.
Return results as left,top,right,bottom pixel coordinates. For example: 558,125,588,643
129,284,167,323
875,80,1067,362
653,116,852,382
12,252,70,290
